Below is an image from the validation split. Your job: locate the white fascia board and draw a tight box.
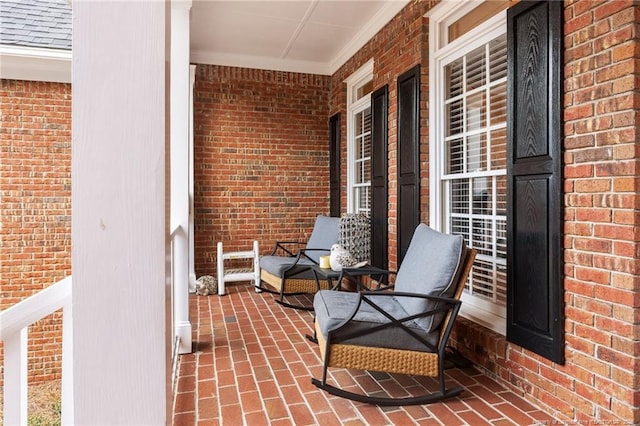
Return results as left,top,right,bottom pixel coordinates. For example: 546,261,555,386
0,45,71,83
328,0,410,75
190,50,330,75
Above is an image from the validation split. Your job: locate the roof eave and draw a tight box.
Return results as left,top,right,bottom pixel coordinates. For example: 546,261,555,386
0,45,71,83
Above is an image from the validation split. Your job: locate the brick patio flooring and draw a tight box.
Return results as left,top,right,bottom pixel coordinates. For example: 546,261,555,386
173,283,555,425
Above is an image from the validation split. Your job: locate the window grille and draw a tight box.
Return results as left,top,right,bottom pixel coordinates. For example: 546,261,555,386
443,33,507,307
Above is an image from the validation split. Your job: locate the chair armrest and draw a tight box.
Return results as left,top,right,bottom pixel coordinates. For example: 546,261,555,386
299,247,332,264
328,291,462,353
280,247,328,275
270,241,305,256
340,267,396,291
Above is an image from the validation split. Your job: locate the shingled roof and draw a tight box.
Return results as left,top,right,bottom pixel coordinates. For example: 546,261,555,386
0,0,71,50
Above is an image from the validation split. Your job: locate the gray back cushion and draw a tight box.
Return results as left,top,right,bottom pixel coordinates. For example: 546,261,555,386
394,224,464,332
305,215,340,263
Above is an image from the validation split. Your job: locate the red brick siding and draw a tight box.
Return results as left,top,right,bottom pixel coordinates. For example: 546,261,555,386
330,0,639,422
452,1,640,423
193,65,331,274
0,79,72,385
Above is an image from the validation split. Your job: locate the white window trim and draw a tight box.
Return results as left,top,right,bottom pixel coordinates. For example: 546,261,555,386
428,7,507,335
345,59,374,214
426,0,485,50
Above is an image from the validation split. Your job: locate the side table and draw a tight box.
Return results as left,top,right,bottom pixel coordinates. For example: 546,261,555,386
310,265,343,292
310,264,390,292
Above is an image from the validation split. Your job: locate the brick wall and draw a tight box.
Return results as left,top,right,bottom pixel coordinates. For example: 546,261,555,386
330,0,639,423
193,65,331,274
451,1,640,423
0,79,72,385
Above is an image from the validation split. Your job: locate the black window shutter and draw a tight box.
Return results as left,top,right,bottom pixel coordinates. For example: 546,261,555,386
507,0,564,364
370,85,388,270
397,65,421,265
329,113,341,217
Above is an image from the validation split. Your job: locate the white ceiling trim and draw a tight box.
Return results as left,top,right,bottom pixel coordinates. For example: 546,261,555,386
327,0,410,75
281,0,319,59
0,45,71,83
190,49,330,75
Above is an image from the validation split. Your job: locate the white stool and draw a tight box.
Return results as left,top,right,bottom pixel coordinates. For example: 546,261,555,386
216,240,260,296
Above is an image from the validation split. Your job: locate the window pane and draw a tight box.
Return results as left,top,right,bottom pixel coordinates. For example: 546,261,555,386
450,179,469,214
355,107,371,159
362,132,371,159
472,219,492,257
451,217,469,241
489,128,507,170
489,34,507,81
467,133,486,172
355,136,363,158
496,218,507,259
363,159,371,183
472,177,491,214
496,264,507,305
470,258,496,299
356,80,373,101
361,186,370,211
466,46,486,91
447,138,464,174
490,82,507,125
448,0,510,43
446,58,464,98
466,91,486,130
355,186,370,212
362,106,371,132
355,160,364,184
446,99,464,136
496,176,507,215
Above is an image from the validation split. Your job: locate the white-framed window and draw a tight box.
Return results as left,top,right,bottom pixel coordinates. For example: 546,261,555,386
428,4,507,334
346,60,374,215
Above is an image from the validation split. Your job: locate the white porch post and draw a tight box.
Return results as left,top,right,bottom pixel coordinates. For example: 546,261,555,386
189,64,197,293
71,1,170,424
171,0,193,355
3,329,28,425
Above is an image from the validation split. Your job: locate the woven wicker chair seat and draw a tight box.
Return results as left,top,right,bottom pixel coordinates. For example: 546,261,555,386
314,321,440,377
261,269,331,294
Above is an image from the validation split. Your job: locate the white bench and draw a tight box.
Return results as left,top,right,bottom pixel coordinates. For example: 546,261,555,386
216,240,260,296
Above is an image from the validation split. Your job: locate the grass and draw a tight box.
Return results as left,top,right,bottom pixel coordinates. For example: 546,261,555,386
0,380,62,426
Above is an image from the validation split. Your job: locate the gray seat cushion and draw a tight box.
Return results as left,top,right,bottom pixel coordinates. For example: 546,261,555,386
394,224,465,332
313,290,440,352
259,255,316,280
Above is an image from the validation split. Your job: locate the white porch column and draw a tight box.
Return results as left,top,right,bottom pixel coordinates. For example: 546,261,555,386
72,1,170,424
171,0,193,355
189,64,197,293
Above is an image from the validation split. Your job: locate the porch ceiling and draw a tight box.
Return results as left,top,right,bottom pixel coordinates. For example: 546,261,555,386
189,0,410,75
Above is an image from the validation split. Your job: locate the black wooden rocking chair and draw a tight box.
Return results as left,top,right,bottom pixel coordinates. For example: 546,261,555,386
310,224,476,405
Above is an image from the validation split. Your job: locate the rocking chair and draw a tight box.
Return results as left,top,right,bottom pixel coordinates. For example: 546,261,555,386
311,224,476,405
259,215,340,310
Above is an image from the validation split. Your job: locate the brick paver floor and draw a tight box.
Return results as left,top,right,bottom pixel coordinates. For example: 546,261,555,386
173,283,555,425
